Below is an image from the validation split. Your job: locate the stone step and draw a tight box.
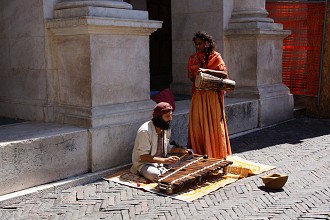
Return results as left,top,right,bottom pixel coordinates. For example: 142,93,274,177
0,122,89,196
0,98,259,196
225,98,259,135
166,98,259,145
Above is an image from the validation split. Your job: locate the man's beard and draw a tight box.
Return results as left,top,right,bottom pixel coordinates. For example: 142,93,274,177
152,117,171,130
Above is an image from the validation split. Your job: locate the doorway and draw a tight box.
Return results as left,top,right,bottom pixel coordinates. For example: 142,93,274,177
147,0,172,91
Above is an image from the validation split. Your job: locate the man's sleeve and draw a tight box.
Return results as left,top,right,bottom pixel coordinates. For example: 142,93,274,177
135,130,152,156
166,129,174,153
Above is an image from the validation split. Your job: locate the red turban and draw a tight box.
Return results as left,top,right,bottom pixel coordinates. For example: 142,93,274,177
152,102,173,118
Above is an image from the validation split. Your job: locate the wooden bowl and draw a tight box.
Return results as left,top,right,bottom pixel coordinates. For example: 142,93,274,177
261,173,288,189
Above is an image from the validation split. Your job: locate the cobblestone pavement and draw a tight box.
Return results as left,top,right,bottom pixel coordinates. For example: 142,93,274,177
0,117,330,220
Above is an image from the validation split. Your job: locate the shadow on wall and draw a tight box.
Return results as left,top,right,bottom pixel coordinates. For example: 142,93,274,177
0,117,25,126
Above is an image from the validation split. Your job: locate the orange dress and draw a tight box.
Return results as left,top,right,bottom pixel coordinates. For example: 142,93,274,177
187,51,232,159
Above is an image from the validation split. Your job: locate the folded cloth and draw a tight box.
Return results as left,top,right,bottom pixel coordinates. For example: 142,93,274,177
151,88,175,111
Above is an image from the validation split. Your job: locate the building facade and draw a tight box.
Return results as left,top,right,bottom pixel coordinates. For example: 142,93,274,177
0,0,294,195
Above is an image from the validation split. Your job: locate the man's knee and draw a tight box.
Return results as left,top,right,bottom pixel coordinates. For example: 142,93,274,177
140,165,161,181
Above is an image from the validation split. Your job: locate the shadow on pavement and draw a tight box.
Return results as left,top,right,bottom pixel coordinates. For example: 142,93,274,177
230,116,330,154
258,186,285,193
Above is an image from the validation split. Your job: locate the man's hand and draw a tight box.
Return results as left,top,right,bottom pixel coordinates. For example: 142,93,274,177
163,156,180,165
170,146,190,155
180,149,190,155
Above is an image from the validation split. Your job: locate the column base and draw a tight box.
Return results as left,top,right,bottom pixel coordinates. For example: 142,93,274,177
56,100,155,128
228,84,294,127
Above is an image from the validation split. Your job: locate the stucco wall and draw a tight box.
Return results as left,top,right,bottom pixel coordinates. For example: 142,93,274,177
171,0,232,95
0,0,60,122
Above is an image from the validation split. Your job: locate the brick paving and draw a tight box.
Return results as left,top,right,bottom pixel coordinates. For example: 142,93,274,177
0,116,330,220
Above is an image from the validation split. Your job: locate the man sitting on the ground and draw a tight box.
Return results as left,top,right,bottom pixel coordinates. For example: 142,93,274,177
130,102,188,181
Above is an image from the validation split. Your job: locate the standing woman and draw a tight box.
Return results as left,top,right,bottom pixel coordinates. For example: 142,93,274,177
187,31,231,159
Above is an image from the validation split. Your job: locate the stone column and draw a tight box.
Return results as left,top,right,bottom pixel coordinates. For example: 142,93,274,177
46,0,162,171
224,0,294,127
